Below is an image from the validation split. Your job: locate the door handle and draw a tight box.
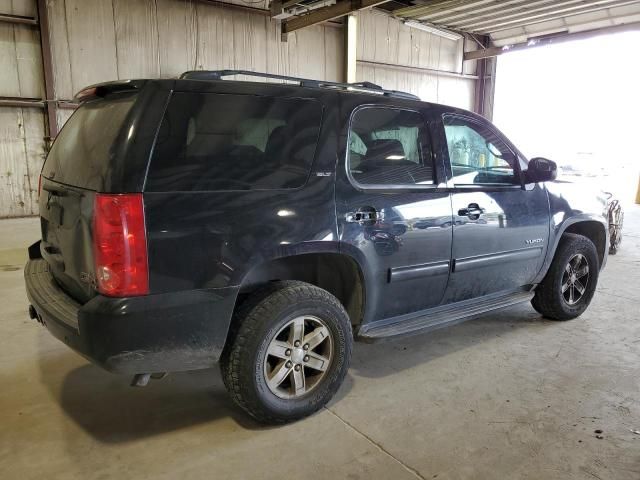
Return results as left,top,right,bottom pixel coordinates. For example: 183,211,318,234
346,207,382,225
458,203,485,220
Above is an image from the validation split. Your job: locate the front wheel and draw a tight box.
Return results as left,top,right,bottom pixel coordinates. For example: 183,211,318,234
532,233,599,320
220,281,353,424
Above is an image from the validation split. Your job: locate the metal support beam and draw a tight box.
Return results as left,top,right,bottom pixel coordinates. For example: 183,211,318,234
0,12,38,26
196,0,270,16
345,15,357,83
0,97,45,108
57,101,79,110
356,59,479,80
282,0,389,34
394,0,488,20
473,57,487,116
36,0,58,141
472,35,490,117
464,22,640,61
0,97,78,109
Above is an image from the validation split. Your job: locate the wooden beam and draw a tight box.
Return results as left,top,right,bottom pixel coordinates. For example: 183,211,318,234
283,0,389,34
464,22,640,60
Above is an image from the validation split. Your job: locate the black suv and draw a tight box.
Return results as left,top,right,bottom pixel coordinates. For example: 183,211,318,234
25,70,608,423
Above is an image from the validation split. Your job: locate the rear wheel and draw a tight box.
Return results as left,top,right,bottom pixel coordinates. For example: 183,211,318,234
220,281,352,424
532,233,599,320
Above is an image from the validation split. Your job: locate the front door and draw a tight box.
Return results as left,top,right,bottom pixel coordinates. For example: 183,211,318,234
439,114,550,303
335,103,453,322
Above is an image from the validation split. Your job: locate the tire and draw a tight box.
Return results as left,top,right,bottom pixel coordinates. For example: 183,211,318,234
609,206,623,255
220,281,353,424
532,233,599,320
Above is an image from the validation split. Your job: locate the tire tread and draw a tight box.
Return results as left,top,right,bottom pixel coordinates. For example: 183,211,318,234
220,281,352,424
532,233,599,320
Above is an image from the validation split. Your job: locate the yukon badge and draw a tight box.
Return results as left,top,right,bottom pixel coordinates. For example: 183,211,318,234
525,238,544,245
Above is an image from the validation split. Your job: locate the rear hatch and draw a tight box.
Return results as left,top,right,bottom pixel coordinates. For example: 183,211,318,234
39,89,142,303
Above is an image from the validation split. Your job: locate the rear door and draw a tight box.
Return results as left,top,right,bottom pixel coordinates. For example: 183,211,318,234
439,114,550,303
335,102,453,321
38,87,157,303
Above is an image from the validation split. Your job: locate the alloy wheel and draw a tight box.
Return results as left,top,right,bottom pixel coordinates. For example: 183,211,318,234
263,315,333,399
561,253,590,305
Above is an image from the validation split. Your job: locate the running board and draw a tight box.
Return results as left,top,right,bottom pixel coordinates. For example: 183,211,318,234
357,289,534,342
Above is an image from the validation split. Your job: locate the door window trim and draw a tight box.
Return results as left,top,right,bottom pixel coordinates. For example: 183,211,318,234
345,105,439,192
442,113,524,190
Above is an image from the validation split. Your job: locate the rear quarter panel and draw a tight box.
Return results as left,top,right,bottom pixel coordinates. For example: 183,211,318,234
142,87,341,293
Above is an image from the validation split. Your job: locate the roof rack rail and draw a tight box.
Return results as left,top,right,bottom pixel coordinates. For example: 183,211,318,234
179,70,419,100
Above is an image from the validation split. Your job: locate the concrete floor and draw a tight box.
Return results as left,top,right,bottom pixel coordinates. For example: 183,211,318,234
1,208,639,480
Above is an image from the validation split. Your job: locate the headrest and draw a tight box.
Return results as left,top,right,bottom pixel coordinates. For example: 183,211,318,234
264,125,290,162
363,139,406,164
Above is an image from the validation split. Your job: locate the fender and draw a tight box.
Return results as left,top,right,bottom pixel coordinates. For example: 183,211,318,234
533,212,609,284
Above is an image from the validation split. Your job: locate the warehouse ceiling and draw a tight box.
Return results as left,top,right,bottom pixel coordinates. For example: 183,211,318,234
390,0,640,46
277,0,640,48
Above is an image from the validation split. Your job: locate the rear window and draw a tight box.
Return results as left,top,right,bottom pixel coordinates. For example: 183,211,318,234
146,93,323,191
42,93,137,190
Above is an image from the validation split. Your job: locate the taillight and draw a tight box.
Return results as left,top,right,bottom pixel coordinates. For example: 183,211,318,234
93,193,149,297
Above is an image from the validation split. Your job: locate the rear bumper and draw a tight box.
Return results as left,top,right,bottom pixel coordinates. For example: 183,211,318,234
24,249,239,374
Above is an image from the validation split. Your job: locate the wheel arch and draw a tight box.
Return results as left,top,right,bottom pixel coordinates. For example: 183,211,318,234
236,252,367,329
562,220,607,268
534,216,608,285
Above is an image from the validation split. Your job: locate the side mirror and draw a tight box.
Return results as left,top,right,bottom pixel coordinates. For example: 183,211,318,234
526,157,557,183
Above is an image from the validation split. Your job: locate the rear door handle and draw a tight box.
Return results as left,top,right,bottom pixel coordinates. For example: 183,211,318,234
458,203,485,219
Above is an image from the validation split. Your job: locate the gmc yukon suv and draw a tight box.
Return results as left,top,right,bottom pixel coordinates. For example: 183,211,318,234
25,70,608,423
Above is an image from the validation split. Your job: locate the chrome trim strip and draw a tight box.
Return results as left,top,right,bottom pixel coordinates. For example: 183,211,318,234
389,260,450,282
455,246,543,272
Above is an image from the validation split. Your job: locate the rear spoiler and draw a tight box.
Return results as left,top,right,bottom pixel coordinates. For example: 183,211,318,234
74,79,146,102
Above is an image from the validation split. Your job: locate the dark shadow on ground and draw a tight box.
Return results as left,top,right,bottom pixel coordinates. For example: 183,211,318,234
349,304,553,379
37,303,551,443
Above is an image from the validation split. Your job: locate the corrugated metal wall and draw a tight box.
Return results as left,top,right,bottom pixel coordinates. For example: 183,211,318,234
0,0,477,218
47,0,344,100
0,0,44,218
355,10,476,110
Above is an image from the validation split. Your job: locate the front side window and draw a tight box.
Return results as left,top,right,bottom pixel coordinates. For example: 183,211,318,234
443,115,518,186
348,107,434,187
146,93,323,191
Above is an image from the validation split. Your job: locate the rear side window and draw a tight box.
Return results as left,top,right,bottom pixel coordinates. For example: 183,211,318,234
146,93,323,191
43,93,137,190
348,107,434,187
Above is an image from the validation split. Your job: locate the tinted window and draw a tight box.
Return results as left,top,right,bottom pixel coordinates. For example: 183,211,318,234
43,93,137,189
443,116,518,185
348,107,433,187
146,93,323,191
